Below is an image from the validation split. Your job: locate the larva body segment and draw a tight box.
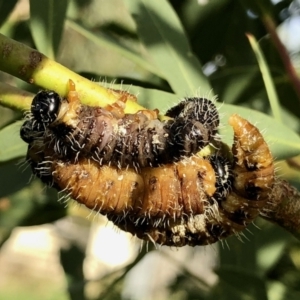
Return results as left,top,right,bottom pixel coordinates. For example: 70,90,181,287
48,154,216,219
215,114,275,229
52,158,144,215
229,114,274,203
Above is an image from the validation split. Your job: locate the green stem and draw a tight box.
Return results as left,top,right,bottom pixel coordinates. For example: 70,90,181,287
0,82,33,111
0,33,145,112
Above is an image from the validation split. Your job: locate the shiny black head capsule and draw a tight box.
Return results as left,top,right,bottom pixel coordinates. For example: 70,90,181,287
31,90,62,127
20,120,35,143
20,90,62,144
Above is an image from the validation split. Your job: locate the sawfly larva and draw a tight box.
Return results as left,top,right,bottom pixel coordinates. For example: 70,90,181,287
21,85,274,246
21,82,274,247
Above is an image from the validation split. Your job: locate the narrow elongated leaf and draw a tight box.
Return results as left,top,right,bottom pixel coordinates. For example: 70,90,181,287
212,266,268,300
0,161,31,197
255,221,290,274
66,20,165,79
210,66,259,104
29,0,69,59
219,231,258,273
0,121,27,162
0,181,66,246
0,0,19,27
124,0,211,97
247,33,282,122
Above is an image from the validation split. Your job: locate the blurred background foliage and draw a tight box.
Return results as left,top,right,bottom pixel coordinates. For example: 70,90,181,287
0,0,300,299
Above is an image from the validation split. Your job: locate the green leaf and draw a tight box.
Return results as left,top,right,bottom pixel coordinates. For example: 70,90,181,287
0,181,66,246
29,0,69,59
124,0,211,97
0,121,27,162
210,66,260,104
0,0,19,27
60,237,86,300
212,266,268,300
219,229,258,273
267,281,300,300
219,220,291,277
255,219,291,274
247,33,282,122
0,160,31,197
66,20,165,79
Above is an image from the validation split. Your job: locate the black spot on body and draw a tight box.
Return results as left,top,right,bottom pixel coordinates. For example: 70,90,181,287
225,209,249,225
245,183,262,200
149,176,158,191
206,223,226,240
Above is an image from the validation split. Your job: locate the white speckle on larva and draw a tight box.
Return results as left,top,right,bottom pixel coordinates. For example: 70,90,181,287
152,134,161,144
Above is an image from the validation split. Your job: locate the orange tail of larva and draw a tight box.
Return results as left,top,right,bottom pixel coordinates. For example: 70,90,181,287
212,114,275,237
229,114,274,204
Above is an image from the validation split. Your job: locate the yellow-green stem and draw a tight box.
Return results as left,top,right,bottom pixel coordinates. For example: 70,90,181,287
0,82,33,111
0,33,145,112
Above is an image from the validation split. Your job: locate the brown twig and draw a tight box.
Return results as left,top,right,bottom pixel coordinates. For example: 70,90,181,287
260,179,300,241
261,14,300,104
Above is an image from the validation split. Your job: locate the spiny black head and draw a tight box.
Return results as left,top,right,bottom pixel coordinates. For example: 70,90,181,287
31,90,62,128
185,98,219,133
20,119,43,143
165,98,219,134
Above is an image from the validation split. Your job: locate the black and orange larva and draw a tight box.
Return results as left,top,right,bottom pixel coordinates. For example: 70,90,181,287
20,83,275,247
108,114,275,246
20,81,219,170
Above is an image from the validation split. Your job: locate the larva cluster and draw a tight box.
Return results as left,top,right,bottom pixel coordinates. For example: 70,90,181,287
20,82,275,246
21,81,219,170
112,114,274,246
